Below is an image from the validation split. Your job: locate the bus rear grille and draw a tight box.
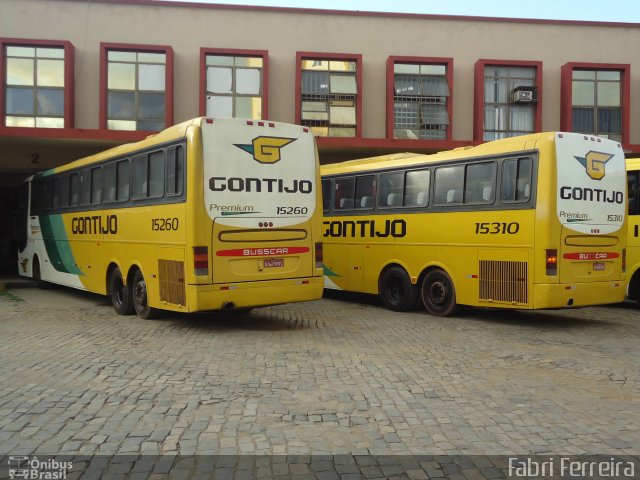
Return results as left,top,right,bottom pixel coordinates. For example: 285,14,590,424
159,260,186,306
479,260,528,304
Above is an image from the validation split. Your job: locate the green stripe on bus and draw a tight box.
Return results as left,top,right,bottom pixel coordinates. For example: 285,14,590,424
39,215,84,276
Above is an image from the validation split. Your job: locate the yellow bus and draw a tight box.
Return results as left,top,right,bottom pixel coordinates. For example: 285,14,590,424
625,158,640,303
16,117,324,318
321,132,627,316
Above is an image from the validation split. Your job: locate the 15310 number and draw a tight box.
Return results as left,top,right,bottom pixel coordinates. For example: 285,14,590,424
475,222,519,234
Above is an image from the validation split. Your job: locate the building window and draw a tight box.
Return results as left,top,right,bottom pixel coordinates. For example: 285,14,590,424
204,54,264,119
561,63,629,145
297,53,361,138
101,44,173,131
2,42,71,128
572,70,622,141
391,60,451,140
482,65,538,141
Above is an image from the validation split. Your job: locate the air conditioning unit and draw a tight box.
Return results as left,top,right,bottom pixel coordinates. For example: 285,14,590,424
511,86,538,104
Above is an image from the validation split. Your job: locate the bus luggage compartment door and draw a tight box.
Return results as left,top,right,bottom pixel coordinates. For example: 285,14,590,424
559,231,621,283
211,224,313,284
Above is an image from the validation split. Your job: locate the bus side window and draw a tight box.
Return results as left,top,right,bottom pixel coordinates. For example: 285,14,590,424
41,179,51,211
91,167,102,205
501,157,531,202
52,177,61,209
628,172,638,215
464,162,496,204
379,171,404,208
149,151,165,198
434,165,463,205
69,173,79,207
335,177,355,210
354,175,375,210
132,154,148,199
117,160,130,202
79,169,91,206
321,179,331,212
167,145,184,196
59,175,70,208
104,163,117,203
404,169,429,207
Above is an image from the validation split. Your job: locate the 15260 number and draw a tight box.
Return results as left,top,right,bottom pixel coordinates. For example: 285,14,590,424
475,222,520,235
152,217,179,231
276,206,308,215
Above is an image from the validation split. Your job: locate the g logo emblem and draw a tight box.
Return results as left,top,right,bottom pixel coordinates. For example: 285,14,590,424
235,137,296,164
574,151,614,180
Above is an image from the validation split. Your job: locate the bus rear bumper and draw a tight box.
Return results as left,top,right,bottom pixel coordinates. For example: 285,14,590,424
187,276,324,312
533,281,625,309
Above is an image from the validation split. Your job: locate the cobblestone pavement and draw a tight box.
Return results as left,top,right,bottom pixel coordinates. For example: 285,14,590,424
0,286,638,477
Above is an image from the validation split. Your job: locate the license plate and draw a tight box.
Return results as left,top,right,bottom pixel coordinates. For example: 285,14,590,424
593,262,605,271
263,258,284,268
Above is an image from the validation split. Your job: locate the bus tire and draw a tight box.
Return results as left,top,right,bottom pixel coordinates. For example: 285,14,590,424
109,267,134,315
628,270,640,305
420,269,458,317
379,266,418,312
131,269,158,319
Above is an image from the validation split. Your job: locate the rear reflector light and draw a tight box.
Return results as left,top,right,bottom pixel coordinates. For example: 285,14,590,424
206,118,214,124
315,242,323,269
546,249,558,276
194,246,209,276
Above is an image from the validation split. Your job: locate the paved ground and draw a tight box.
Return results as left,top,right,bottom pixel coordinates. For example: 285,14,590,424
0,286,638,477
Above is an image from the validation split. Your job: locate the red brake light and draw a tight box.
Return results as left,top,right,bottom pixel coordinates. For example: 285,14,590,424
315,242,323,269
194,246,209,276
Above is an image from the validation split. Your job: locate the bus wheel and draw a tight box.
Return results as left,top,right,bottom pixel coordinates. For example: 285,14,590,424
379,266,418,312
628,271,640,305
109,267,134,315
421,269,458,317
132,270,157,319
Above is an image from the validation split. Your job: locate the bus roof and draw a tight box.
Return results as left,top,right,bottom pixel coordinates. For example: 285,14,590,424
627,157,640,170
320,131,562,176
41,117,204,175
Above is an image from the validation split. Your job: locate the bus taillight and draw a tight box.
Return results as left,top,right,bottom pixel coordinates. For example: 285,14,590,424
315,242,323,269
546,249,558,276
622,248,626,273
194,246,209,276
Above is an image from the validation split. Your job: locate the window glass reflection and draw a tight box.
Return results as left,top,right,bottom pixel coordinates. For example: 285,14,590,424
236,68,260,95
138,64,165,91
108,63,136,90
7,58,34,86
205,54,264,120
36,89,64,116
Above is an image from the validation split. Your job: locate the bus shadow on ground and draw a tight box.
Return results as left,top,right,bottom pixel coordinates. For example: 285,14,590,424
322,289,621,330
322,288,383,308
460,305,625,329
151,307,319,332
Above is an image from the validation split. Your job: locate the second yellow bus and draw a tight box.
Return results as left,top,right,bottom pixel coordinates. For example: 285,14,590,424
321,132,627,316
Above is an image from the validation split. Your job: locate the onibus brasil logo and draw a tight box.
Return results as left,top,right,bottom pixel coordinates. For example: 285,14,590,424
234,136,296,164
574,150,614,180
